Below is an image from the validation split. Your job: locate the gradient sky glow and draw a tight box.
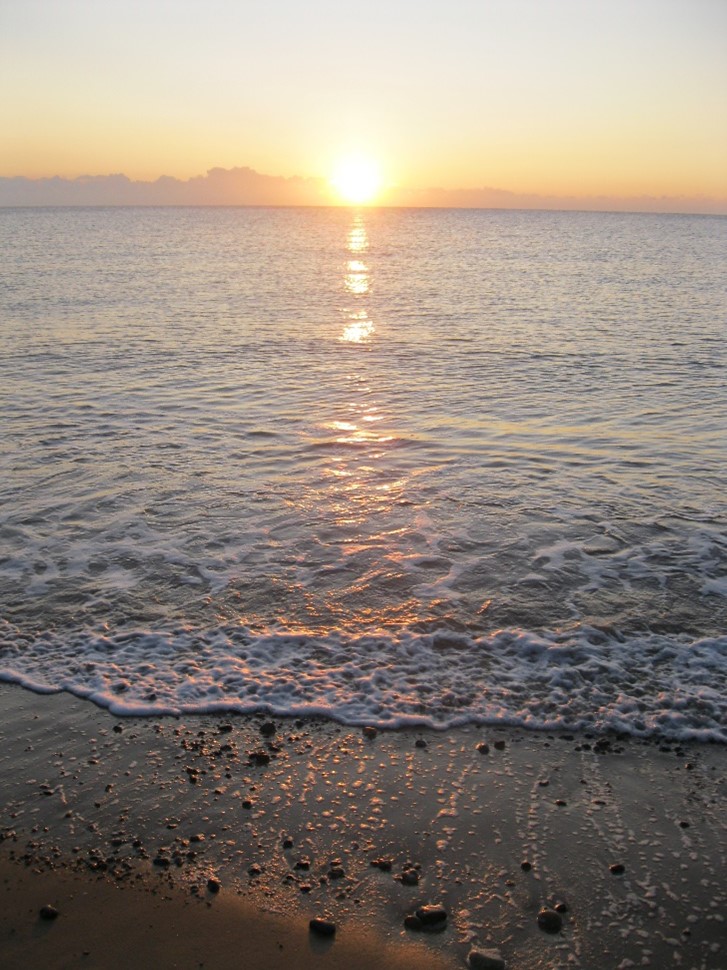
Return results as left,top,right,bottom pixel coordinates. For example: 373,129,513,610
2,0,726,206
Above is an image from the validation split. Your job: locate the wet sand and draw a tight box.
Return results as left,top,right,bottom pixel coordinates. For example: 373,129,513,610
0,683,724,970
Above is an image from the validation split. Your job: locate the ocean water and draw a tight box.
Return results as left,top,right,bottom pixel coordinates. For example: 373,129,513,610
1,205,726,740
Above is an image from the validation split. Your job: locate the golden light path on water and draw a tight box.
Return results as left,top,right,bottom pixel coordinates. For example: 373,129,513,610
278,212,431,635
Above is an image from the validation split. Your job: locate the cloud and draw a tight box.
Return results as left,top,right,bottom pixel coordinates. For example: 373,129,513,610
1,166,725,214
0,167,330,207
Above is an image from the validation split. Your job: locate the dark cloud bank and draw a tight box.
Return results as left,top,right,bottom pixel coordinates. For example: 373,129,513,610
1,165,724,214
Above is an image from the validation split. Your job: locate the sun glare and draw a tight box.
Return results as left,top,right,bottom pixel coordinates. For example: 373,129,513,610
331,156,382,205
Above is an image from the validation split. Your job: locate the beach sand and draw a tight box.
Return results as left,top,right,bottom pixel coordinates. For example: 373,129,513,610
1,683,724,970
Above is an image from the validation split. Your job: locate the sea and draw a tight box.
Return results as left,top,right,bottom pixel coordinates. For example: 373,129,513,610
1,206,725,741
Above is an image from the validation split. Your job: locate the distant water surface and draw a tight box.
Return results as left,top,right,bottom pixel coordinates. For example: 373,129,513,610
1,206,726,738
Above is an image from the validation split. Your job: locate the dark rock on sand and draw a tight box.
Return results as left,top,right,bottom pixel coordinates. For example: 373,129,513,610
520,861,532,872
259,720,276,737
371,857,392,871
537,907,563,933
309,918,336,937
609,862,625,874
400,868,419,886
493,739,506,750
207,877,221,893
362,726,378,740
415,737,428,748
476,742,490,754
468,950,506,970
248,749,271,766
404,914,423,931
415,904,448,930
39,904,59,921
554,901,569,913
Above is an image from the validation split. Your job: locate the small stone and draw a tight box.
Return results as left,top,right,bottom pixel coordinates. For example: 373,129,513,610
371,857,392,871
282,837,294,849
554,901,568,913
476,742,490,754
520,861,532,872
248,749,270,766
555,799,567,807
294,858,311,870
415,904,448,928
260,721,276,737
401,869,419,886
112,724,123,734
248,864,262,876
468,949,506,970
309,918,336,937
404,914,423,931
415,738,428,748
493,739,506,750
39,904,59,921
537,907,563,933
609,862,625,875
362,726,378,740
329,866,345,879
207,877,221,893
242,799,253,810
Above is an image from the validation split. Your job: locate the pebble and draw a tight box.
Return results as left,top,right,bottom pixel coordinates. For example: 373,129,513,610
536,908,563,933
207,877,221,893
520,861,532,872
401,869,419,886
476,742,490,755
609,863,625,875
309,918,336,937
415,904,448,930
259,721,276,737
362,726,378,740
493,739,506,750
248,749,270,766
468,950,506,970
415,738,428,748
39,904,59,921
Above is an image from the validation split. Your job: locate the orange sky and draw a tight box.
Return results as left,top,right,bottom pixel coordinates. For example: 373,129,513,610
1,0,725,209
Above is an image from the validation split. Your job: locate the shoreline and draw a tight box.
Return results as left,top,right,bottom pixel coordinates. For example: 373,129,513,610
1,683,725,969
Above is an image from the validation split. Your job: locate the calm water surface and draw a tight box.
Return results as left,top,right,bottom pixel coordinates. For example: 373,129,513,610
1,206,725,737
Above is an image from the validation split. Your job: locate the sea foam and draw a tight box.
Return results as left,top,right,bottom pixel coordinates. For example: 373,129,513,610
1,619,724,741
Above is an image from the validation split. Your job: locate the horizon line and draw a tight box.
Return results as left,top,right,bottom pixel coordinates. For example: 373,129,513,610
1,166,725,216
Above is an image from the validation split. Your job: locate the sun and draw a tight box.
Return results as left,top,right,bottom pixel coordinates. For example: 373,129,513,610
330,155,382,205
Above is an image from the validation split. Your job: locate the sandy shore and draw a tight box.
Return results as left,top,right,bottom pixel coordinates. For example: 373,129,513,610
0,683,724,970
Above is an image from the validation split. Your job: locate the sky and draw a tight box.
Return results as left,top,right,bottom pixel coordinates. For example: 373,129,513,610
1,0,726,209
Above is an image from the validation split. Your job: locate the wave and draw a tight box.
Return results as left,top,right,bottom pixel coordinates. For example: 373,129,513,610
1,619,724,742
